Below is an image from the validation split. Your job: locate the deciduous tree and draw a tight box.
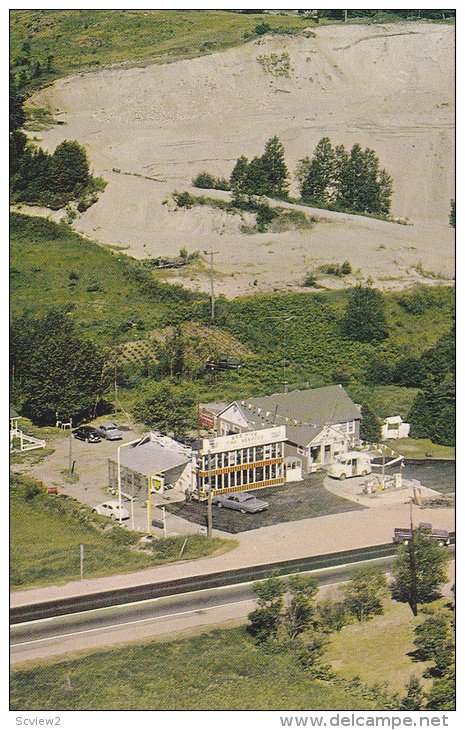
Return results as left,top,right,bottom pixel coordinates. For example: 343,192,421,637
342,565,388,622
392,530,451,606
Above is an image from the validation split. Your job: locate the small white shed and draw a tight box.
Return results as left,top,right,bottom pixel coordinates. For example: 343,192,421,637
381,416,410,440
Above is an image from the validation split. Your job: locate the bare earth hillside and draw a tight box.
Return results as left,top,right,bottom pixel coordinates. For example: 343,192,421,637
29,23,455,296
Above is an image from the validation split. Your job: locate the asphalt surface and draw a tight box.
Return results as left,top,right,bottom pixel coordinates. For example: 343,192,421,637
10,557,398,665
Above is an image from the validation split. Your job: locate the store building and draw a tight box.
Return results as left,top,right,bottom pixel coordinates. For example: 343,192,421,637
194,425,286,498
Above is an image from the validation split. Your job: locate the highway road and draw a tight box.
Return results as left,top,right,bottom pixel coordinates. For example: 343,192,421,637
11,542,454,666
11,555,398,665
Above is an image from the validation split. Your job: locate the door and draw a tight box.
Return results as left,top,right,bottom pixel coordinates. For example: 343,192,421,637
324,445,332,464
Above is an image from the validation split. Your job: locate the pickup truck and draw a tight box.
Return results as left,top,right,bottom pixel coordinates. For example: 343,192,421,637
393,522,450,546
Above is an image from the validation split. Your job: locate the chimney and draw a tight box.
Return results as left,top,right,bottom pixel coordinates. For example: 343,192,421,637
282,380,289,394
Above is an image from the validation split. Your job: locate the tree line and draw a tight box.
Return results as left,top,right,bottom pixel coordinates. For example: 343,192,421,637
193,135,394,217
10,73,102,209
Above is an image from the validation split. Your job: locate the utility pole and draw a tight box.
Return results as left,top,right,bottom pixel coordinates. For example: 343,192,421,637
68,416,73,481
203,250,219,320
80,544,84,580
408,498,418,616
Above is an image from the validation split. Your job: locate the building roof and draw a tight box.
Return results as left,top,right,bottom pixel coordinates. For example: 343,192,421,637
241,385,360,427
116,440,190,477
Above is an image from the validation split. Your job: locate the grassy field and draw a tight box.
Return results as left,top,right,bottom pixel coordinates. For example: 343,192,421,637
10,9,312,89
387,438,455,460
325,599,435,693
9,626,378,711
10,474,236,590
10,213,202,346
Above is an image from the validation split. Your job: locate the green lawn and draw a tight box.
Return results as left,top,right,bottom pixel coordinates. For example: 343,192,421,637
324,600,435,693
386,438,455,460
10,627,377,711
10,475,236,590
10,9,312,89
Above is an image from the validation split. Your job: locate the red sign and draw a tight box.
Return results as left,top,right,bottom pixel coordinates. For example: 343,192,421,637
199,411,215,429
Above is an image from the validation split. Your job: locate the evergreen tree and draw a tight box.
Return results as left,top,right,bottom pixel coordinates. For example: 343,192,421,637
51,140,90,194
408,391,435,438
359,403,381,443
9,72,26,132
340,285,389,343
10,310,109,424
298,137,336,204
230,155,250,195
399,676,425,711
377,168,393,215
260,136,289,197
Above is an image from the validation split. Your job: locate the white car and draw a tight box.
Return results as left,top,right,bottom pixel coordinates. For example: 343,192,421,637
93,501,129,520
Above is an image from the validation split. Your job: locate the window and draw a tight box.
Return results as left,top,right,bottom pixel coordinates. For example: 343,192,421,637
347,421,355,434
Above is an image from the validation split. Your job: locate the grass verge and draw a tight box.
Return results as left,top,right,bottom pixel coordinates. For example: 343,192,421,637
10,473,237,590
9,626,377,711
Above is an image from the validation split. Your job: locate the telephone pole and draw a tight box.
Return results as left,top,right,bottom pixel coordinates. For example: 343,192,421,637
408,498,418,616
203,250,219,320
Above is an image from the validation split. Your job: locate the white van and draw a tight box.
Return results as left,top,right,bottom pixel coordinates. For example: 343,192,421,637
326,451,372,480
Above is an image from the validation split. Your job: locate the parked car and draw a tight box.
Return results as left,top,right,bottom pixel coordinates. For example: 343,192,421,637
206,354,242,371
93,501,129,520
95,422,123,440
72,425,101,443
214,491,269,514
393,523,450,546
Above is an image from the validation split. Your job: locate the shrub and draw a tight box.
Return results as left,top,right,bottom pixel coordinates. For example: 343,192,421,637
255,22,271,35
173,190,196,208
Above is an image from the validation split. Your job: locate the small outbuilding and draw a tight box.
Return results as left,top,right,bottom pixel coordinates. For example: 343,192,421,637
381,416,410,440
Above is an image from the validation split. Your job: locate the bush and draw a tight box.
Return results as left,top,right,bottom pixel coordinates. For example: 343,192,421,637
192,171,230,191
255,22,271,35
173,190,196,208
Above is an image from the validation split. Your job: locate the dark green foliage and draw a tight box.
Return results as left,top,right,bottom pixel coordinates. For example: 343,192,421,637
342,565,388,622
133,380,197,440
230,137,289,198
392,530,451,605
316,599,348,633
426,670,455,711
359,403,381,442
341,285,389,343
10,310,110,424
297,137,337,205
9,72,26,132
449,199,455,227
408,373,455,445
413,607,455,677
248,576,286,643
50,140,89,193
399,676,425,711
173,190,196,208
284,575,319,639
319,261,352,277
254,22,271,35
192,171,230,190
298,138,393,216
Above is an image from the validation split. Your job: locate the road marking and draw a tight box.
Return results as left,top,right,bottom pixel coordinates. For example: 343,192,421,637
12,553,396,629
11,598,254,648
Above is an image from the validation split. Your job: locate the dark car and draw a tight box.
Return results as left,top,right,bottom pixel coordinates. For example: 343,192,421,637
72,426,101,443
206,354,242,371
213,491,269,514
393,523,450,546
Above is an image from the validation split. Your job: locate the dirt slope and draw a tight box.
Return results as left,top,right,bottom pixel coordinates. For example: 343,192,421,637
30,22,455,296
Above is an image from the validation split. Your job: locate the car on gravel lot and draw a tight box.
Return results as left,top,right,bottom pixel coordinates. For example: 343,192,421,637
93,501,129,520
95,422,123,440
213,492,269,514
72,425,101,443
